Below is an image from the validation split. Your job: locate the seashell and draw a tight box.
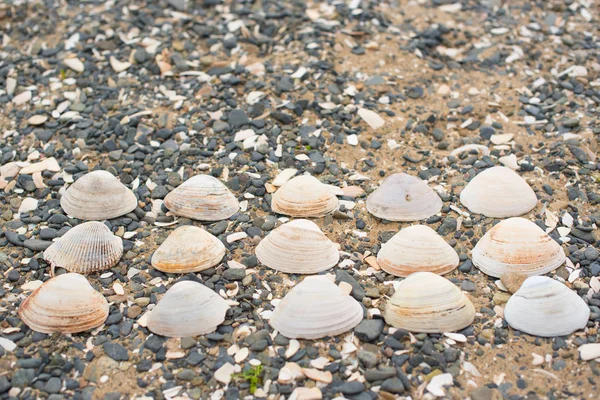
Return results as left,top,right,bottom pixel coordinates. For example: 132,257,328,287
377,225,459,277
255,219,339,274
61,170,137,220
366,173,442,221
472,217,565,278
270,276,363,339
164,175,239,221
147,281,229,337
151,226,225,273
384,272,475,333
18,273,108,334
459,166,537,217
43,222,123,274
504,276,589,337
271,175,339,218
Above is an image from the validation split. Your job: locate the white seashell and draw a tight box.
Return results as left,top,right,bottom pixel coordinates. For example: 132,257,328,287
44,222,123,274
270,276,363,339
459,166,537,217
255,219,339,274
377,225,459,277
579,343,600,361
271,175,338,218
384,272,475,333
110,56,131,73
64,57,85,73
366,173,442,221
504,276,589,337
472,217,565,278
147,281,229,337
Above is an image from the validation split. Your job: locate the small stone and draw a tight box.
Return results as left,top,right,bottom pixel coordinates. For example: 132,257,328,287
223,268,246,281
381,377,405,394
500,273,528,293
354,319,384,342
103,342,129,361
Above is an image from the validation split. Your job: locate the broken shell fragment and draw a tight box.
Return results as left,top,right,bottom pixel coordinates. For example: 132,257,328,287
271,175,339,218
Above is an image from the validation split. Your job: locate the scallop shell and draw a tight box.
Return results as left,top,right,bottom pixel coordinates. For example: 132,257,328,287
377,225,459,277
504,276,589,337
151,226,226,273
61,170,137,220
43,222,123,274
255,219,339,274
164,175,240,221
18,273,109,334
384,272,475,333
270,276,363,339
472,217,565,278
459,166,537,218
366,173,442,221
147,281,229,337
271,175,338,218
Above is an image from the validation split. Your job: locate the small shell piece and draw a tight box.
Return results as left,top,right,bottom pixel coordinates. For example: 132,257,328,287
151,226,225,273
271,175,338,218
504,276,589,337
256,219,339,274
384,272,475,333
147,281,229,337
18,273,109,334
377,225,459,277
366,173,442,221
43,222,123,274
459,166,537,218
472,217,565,278
164,175,239,221
270,276,363,339
61,170,137,220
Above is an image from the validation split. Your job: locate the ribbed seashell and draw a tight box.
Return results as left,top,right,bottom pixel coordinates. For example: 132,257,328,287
472,217,565,278
366,173,442,221
151,226,225,273
271,175,338,218
270,276,363,339
504,276,589,337
377,225,459,277
147,281,229,337
18,273,109,334
459,166,537,218
384,272,475,333
255,219,339,274
164,175,239,221
61,170,137,220
43,222,123,274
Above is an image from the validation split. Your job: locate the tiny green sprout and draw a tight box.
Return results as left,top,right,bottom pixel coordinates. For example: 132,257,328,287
233,364,263,394
305,145,312,150
60,69,66,80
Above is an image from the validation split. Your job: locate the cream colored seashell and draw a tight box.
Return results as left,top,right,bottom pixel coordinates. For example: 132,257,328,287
147,281,229,337
151,226,225,273
472,217,565,278
43,222,123,274
255,219,339,274
459,166,537,217
377,225,459,277
270,276,363,339
18,273,108,334
271,175,339,218
504,276,589,337
384,272,475,333
61,170,137,220
164,175,239,221
366,173,442,221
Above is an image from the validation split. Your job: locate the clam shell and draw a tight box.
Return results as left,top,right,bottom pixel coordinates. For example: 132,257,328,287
164,175,239,221
61,170,137,220
18,273,109,334
377,225,459,277
270,276,363,339
459,166,537,218
366,173,442,221
43,222,123,274
151,226,225,273
271,175,338,217
255,219,339,274
504,276,589,337
384,272,475,333
147,281,229,337
472,217,565,278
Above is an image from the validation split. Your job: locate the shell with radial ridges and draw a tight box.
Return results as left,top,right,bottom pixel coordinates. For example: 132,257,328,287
270,175,339,217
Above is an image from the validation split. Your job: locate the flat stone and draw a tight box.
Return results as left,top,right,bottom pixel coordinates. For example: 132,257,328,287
354,319,384,342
